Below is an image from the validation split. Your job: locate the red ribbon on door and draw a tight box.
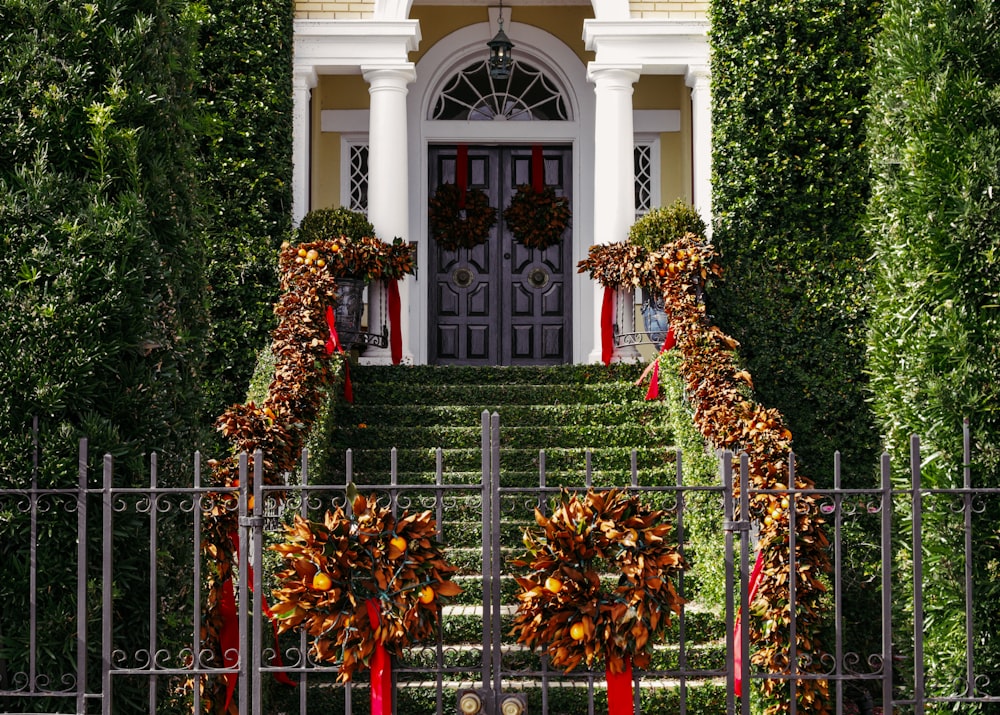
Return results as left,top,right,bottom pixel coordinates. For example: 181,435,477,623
388,279,402,365
531,144,544,193
606,658,635,715
366,599,393,715
456,144,469,209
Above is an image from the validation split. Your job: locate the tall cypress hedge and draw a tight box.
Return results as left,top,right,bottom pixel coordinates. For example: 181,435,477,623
197,0,294,424
0,0,209,482
0,1,209,709
867,0,1000,702
708,0,881,487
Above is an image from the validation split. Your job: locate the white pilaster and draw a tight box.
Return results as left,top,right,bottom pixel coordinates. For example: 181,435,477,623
588,65,641,364
361,65,416,365
686,64,712,234
292,68,318,227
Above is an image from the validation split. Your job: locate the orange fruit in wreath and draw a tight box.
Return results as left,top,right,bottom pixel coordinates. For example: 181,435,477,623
569,622,586,641
312,571,333,591
419,586,436,604
544,576,563,594
390,535,407,552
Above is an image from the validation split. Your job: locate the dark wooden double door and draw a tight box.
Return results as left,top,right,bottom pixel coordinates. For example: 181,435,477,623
429,145,572,365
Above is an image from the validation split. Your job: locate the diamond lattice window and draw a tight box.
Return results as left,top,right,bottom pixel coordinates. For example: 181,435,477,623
431,59,569,121
349,144,369,213
634,143,653,218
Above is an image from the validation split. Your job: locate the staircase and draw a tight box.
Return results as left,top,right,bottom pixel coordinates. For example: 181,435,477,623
289,363,727,714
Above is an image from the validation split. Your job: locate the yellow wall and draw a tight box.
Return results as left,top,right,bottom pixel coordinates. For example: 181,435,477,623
311,6,692,208
627,0,708,20
295,0,376,20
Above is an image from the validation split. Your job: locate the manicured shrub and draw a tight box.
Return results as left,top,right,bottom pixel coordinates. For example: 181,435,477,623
708,0,882,488
299,206,377,243
867,0,1000,703
197,0,294,424
628,199,707,252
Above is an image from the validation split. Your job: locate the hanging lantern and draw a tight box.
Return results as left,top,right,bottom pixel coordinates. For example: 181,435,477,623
487,3,514,80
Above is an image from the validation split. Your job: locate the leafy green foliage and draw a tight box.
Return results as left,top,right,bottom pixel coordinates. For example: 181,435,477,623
0,0,209,481
197,0,294,424
299,206,377,243
708,0,882,487
628,199,707,252
0,1,210,711
866,0,1000,704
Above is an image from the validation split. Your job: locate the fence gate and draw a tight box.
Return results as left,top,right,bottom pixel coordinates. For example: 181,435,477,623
6,419,1000,713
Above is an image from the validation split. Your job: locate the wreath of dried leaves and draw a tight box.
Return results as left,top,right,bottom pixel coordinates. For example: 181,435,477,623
510,488,686,675
504,184,571,251
643,234,834,715
428,183,497,251
270,491,461,681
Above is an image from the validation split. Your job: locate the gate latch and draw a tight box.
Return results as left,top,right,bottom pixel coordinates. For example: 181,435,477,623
457,689,527,715
723,519,752,533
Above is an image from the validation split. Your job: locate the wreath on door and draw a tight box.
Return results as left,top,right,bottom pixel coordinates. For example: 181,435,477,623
428,183,497,251
504,184,571,251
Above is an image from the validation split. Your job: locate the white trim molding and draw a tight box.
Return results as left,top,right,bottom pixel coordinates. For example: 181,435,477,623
582,19,709,73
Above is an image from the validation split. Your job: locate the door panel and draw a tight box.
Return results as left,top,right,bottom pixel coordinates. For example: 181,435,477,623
429,145,572,365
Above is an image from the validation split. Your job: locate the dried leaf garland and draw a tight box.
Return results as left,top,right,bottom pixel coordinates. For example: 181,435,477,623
199,237,414,711
270,493,461,681
509,488,686,674
428,183,497,251
625,233,833,715
504,184,570,251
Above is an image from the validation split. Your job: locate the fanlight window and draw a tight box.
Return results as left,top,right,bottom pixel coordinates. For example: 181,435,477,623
430,59,569,121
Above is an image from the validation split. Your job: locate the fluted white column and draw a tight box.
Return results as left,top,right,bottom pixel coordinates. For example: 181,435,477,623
292,67,318,227
686,64,712,234
588,65,641,364
361,65,416,365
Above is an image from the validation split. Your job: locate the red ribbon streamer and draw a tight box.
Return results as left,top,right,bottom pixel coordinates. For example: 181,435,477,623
601,286,614,366
662,325,676,351
231,533,297,688
531,144,544,193
645,359,660,401
388,279,402,365
366,599,393,715
325,305,353,404
456,144,468,209
734,547,766,697
220,577,239,712
606,658,635,715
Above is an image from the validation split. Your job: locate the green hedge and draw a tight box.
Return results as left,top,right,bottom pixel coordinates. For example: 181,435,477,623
866,0,1000,703
197,0,294,425
708,0,882,487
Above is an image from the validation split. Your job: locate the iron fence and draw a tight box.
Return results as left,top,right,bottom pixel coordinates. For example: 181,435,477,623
1,415,998,713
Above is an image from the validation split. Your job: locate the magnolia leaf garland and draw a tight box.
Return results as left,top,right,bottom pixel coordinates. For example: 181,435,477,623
504,184,571,251
270,492,461,681
509,488,686,674
428,183,497,251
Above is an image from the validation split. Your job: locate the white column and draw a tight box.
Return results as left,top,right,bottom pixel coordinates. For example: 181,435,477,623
588,64,641,364
361,65,416,365
292,67,318,227
686,64,712,234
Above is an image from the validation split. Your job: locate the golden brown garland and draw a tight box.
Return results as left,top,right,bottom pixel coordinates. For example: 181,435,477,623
579,235,833,715
504,184,571,251
199,238,414,712
509,489,686,675
269,491,461,681
428,183,497,251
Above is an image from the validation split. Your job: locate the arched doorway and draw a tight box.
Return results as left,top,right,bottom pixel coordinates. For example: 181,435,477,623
412,23,592,365
410,22,592,365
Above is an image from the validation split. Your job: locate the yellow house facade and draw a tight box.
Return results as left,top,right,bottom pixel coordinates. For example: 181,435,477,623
292,0,710,365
